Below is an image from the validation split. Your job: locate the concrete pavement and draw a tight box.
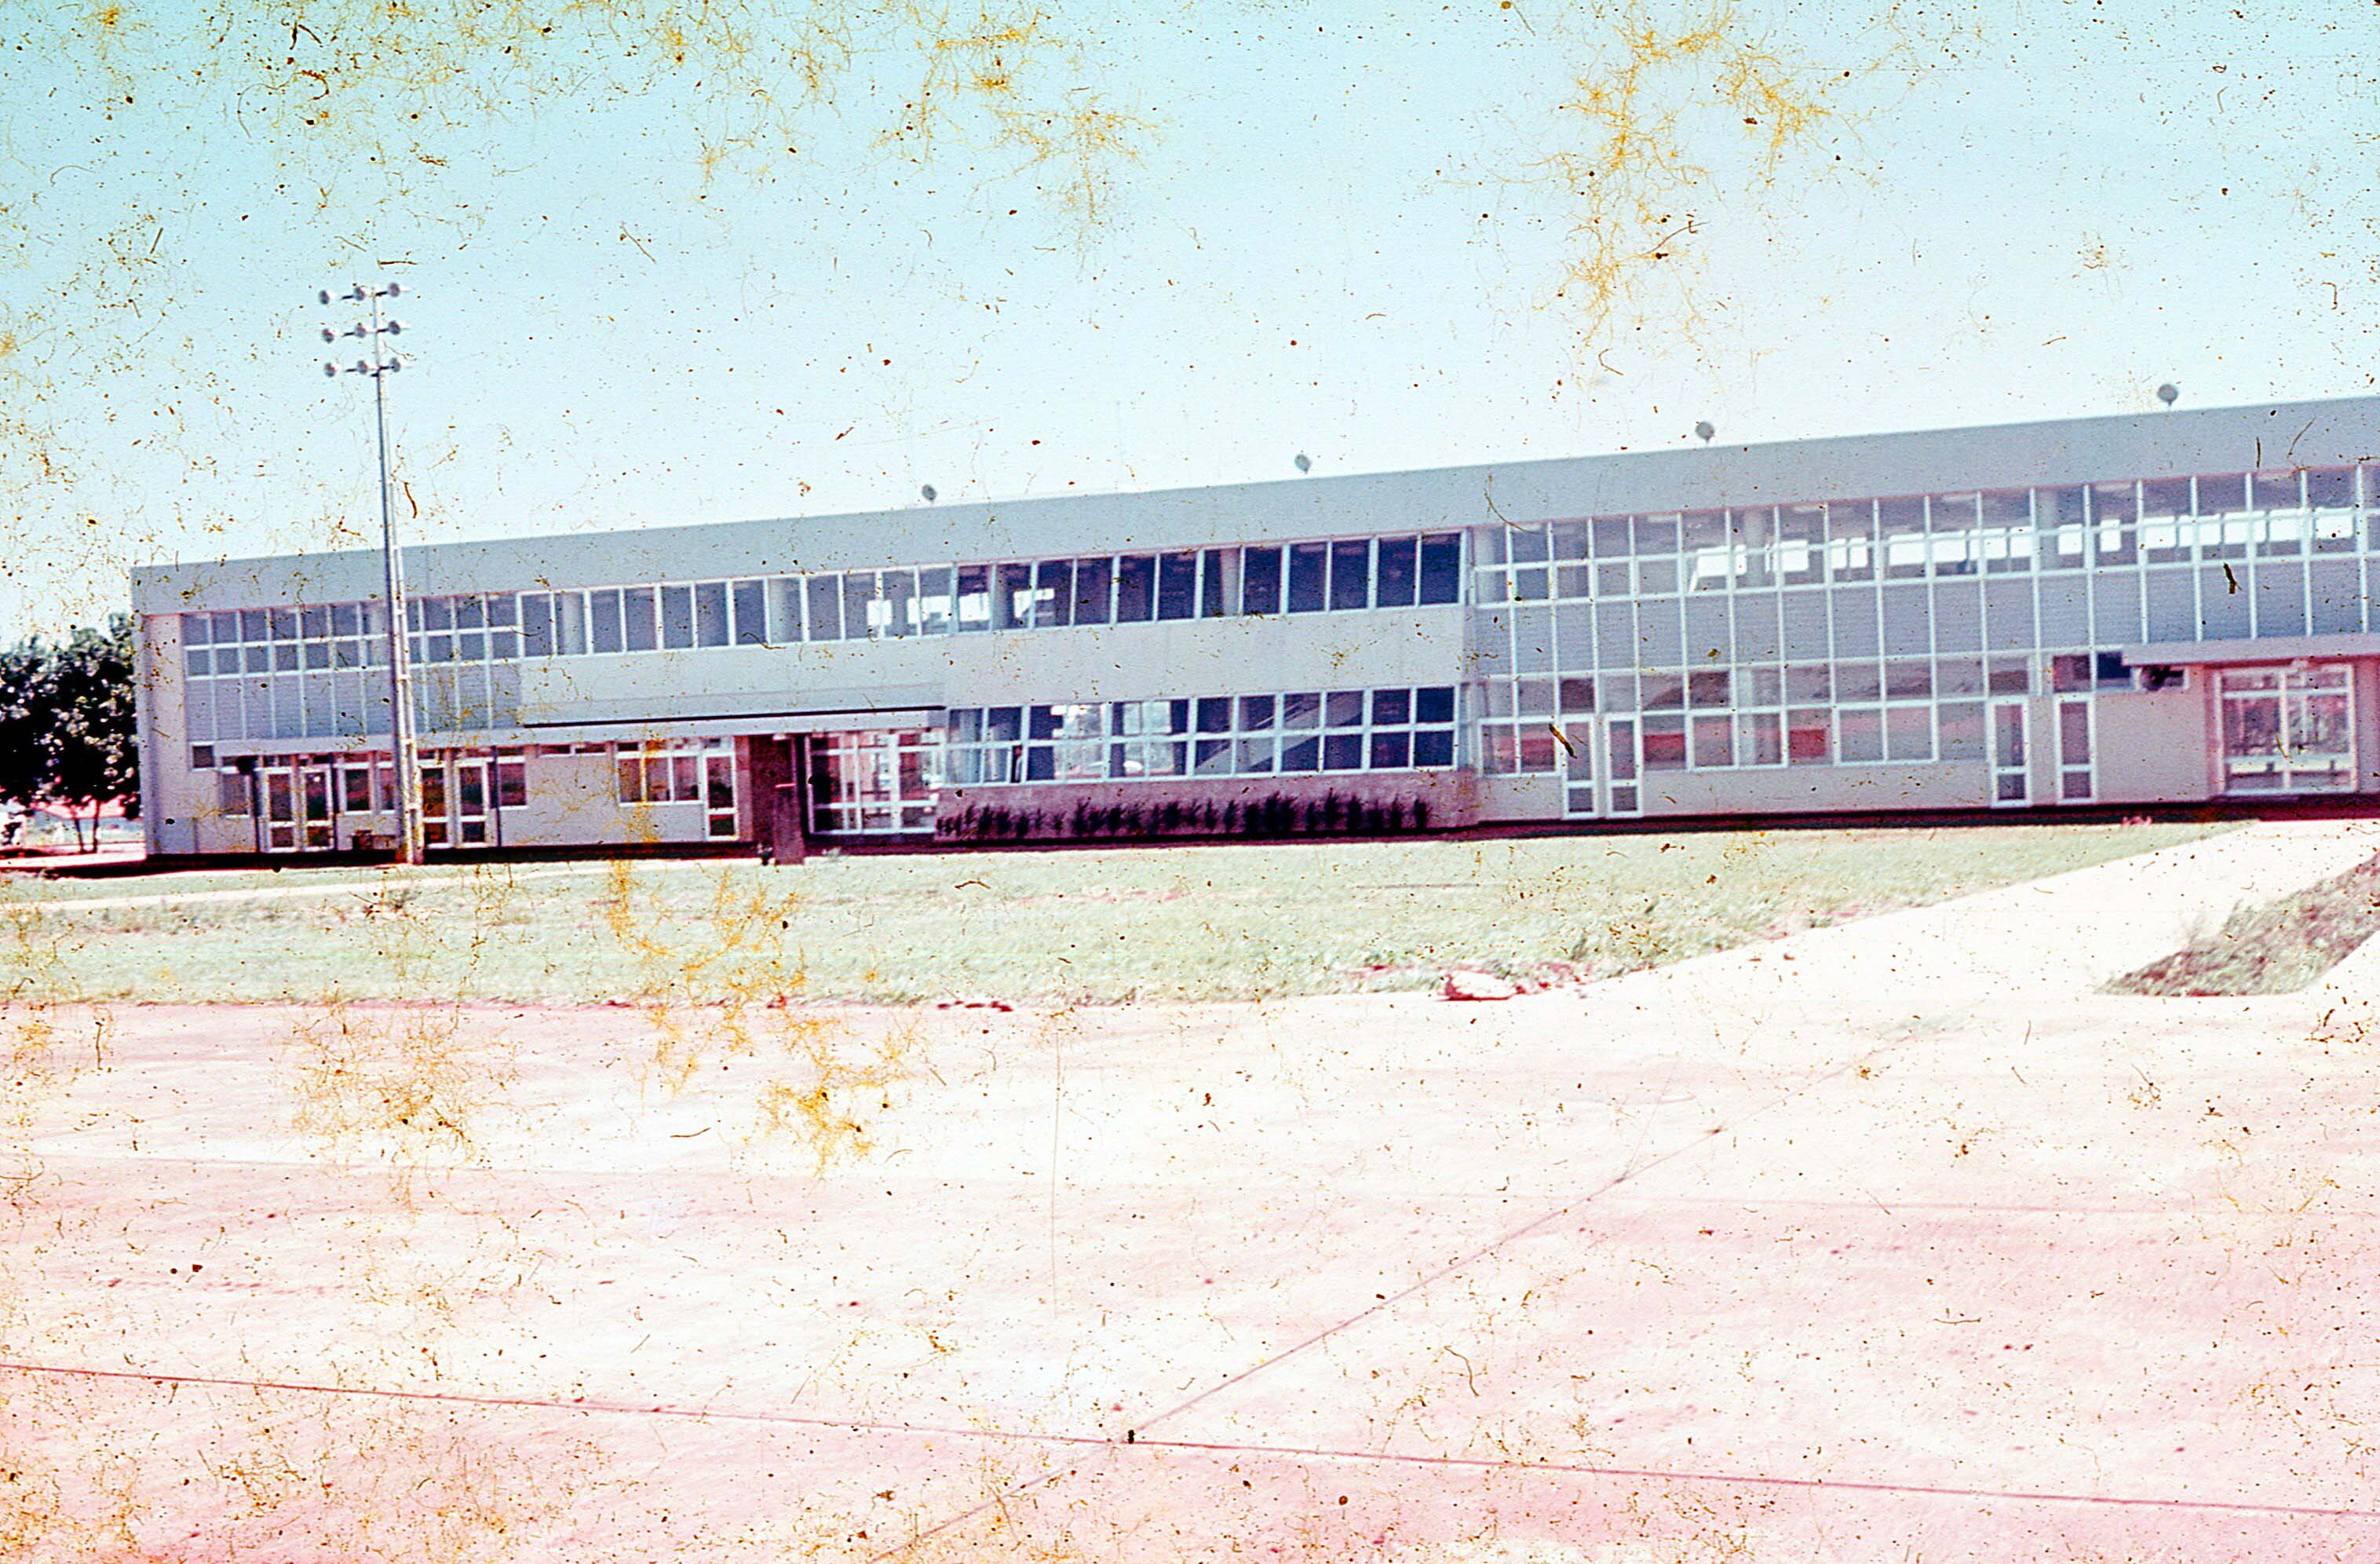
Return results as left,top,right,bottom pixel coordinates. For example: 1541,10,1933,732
4,818,2378,1560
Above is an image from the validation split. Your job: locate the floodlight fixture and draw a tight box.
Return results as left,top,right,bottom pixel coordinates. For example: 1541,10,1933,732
311,276,424,865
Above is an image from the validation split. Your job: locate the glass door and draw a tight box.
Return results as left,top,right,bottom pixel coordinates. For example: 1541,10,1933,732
261,765,299,851
809,730,940,836
1561,718,1597,818
703,744,739,839
419,762,449,847
2055,696,2095,802
1988,699,2029,806
299,763,334,849
1603,717,1642,817
419,755,494,848
450,757,491,846
2220,665,2356,793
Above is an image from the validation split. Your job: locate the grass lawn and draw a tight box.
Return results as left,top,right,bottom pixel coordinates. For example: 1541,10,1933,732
2,821,2225,1006
2109,850,2380,996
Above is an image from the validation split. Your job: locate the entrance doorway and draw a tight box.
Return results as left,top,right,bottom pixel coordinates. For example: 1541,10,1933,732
809,729,940,836
1602,716,1642,818
258,759,337,852
1988,699,2029,806
421,755,492,847
2218,665,2356,794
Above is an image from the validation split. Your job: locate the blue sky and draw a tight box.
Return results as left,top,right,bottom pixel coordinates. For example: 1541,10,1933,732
1,0,2372,633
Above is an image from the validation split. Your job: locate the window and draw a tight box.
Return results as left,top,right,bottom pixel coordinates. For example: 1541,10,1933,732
841,572,879,639
695,581,731,646
1286,543,1328,613
1158,552,1199,619
1418,533,1463,605
1377,537,1418,607
805,576,842,641
1328,539,1371,610
732,579,768,645
1071,557,1112,626
955,565,991,632
1241,546,1283,614
1200,549,1232,617
1115,555,1155,622
622,586,658,652
1034,561,1072,629
1641,714,1687,771
654,584,689,649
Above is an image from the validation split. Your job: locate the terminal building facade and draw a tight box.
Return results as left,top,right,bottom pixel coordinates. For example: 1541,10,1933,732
130,396,2380,860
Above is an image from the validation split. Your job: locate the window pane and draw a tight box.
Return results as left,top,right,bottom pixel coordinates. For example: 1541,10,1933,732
1416,686,1455,724
2251,470,2302,510
1242,546,1283,614
879,569,916,638
1641,714,1687,771
2141,477,2192,517
1325,690,1365,728
1287,543,1329,612
1414,729,1454,767
519,594,553,657
590,589,624,653
805,576,842,640
1787,708,1831,764
695,581,730,646
2306,466,2356,510
955,565,991,632
1837,707,1883,762
996,562,1034,630
1200,548,1232,617
1885,704,1933,762
842,573,876,640
1745,711,1783,766
1158,551,1199,619
1115,555,1155,621
1418,534,1462,605
1239,694,1275,731
1370,730,1412,769
1035,561,1072,628
622,586,658,652
1371,687,1411,725
1071,557,1112,625
915,567,954,635
732,579,767,645
659,584,695,649
1691,714,1733,767
1329,539,1371,610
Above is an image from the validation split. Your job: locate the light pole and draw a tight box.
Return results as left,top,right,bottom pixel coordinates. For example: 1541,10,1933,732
319,281,424,865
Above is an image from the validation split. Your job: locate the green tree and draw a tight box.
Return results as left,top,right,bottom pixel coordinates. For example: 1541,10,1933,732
0,639,48,839
38,616,140,851
0,618,139,853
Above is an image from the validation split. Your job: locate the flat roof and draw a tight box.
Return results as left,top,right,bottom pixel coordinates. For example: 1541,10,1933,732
133,395,2380,613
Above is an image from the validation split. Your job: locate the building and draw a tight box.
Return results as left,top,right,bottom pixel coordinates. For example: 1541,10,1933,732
130,396,2380,860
